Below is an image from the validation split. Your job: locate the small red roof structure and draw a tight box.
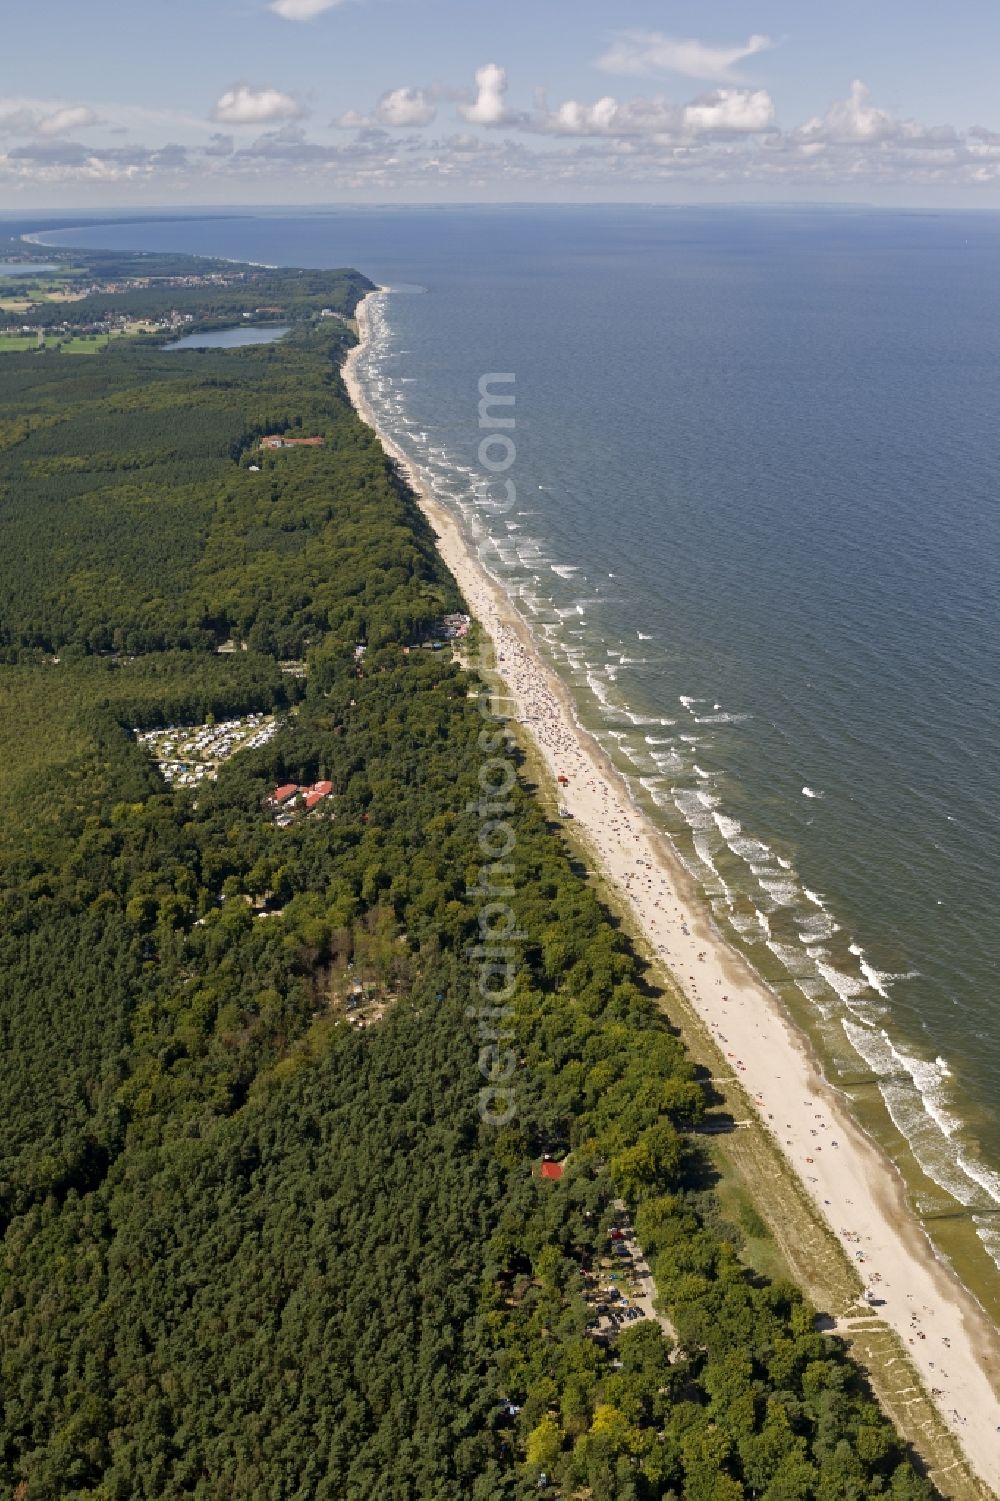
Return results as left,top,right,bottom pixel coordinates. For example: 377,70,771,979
311,780,334,796
261,434,325,449
539,1161,565,1181
304,789,328,809
273,783,299,803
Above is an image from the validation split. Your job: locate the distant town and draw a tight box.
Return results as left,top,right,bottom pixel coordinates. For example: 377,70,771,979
0,253,350,354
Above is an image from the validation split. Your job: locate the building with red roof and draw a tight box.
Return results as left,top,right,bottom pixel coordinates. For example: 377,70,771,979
539,1161,565,1182
272,783,299,804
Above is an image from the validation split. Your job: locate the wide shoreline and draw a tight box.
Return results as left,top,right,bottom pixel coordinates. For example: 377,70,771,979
343,288,1000,1492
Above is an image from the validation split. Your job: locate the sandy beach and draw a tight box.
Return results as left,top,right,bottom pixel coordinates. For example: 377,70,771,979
344,289,1000,1493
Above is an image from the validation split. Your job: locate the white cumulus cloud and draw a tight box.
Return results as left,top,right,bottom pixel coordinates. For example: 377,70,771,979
684,89,775,134
4,69,995,201
459,63,517,126
269,0,349,18
798,80,893,145
597,31,774,83
36,106,100,136
535,88,773,139
968,126,1000,161
795,80,958,152
376,87,436,127
335,86,436,130
212,84,304,126
0,107,36,135
538,95,681,137
0,101,101,137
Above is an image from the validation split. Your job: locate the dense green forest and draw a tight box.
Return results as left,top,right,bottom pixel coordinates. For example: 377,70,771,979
0,248,936,1499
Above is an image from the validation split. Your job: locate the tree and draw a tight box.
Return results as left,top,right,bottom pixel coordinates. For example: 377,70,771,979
524,1414,563,1474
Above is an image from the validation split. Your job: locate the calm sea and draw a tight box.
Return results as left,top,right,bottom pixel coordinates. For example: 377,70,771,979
40,206,1000,1289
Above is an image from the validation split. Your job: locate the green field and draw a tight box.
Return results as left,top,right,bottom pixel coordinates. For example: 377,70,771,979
0,327,148,355
55,332,117,354
0,265,86,295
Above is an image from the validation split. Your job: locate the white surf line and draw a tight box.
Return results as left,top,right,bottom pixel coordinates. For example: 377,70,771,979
343,289,1000,1492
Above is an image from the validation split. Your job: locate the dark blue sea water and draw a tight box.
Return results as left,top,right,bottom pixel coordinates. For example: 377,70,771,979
39,206,1000,1277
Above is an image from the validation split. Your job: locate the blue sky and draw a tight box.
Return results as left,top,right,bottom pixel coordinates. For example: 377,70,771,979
3,0,1000,207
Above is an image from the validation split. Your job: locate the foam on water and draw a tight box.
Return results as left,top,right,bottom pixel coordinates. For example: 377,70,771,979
649,748,683,771
691,835,730,897
798,911,839,944
355,272,1000,1276
584,670,621,715
974,1219,1000,1266
712,811,740,839
766,939,816,977
727,908,760,938
958,1153,1000,1203
848,942,917,1001
640,777,675,811
672,788,715,830
711,811,776,869
759,876,800,908
815,961,868,1003
841,1019,1000,1237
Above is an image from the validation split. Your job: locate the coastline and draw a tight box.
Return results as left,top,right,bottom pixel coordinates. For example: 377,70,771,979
343,289,1000,1493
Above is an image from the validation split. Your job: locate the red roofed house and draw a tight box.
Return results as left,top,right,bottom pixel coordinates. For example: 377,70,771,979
311,780,334,796
261,434,325,450
539,1161,565,1182
305,782,333,810
272,783,299,805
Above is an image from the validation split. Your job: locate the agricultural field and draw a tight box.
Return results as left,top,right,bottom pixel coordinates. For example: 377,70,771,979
0,272,86,310
0,325,153,354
